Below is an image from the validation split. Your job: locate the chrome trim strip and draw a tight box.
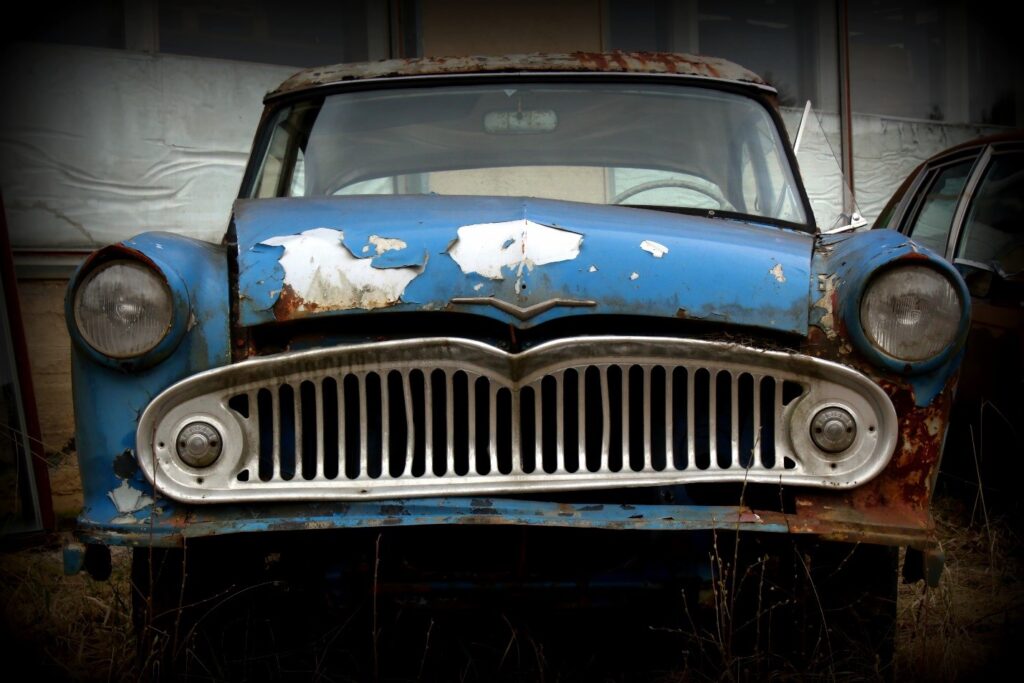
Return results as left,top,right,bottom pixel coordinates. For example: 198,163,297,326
449,296,596,320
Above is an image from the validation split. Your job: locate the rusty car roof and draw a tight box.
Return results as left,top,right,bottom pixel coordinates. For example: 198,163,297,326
268,52,772,100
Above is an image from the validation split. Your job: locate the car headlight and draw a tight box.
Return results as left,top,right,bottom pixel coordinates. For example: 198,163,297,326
859,264,962,362
73,260,174,359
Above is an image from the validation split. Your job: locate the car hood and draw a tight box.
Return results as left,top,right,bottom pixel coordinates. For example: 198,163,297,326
234,196,813,335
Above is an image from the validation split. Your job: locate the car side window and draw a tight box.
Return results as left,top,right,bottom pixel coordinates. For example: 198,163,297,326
906,159,975,255
955,152,1024,276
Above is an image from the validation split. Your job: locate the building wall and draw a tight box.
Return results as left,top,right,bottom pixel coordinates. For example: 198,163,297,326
420,0,603,55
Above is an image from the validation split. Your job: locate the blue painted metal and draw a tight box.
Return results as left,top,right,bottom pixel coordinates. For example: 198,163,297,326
234,196,814,335
810,229,971,406
67,233,231,539
62,542,85,576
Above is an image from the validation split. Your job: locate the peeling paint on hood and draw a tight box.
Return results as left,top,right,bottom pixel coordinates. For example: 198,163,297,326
447,219,582,293
640,240,669,258
261,228,422,314
233,196,813,334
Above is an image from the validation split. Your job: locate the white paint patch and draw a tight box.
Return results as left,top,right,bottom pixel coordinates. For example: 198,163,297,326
473,283,485,291
108,480,154,516
640,240,669,258
588,265,598,273
368,235,408,255
630,272,640,280
447,220,583,291
263,228,421,312
770,263,786,283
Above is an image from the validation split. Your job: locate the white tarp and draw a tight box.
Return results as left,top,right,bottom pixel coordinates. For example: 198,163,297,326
781,106,1004,230
0,44,294,249
850,113,1003,224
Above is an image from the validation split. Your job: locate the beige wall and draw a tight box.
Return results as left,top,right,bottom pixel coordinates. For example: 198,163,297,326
16,279,81,518
421,0,604,56
17,280,74,453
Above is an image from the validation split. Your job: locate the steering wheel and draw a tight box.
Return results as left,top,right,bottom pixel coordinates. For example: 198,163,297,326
612,179,736,211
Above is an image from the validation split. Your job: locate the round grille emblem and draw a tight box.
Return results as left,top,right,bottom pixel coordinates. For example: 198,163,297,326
810,407,857,454
176,421,223,467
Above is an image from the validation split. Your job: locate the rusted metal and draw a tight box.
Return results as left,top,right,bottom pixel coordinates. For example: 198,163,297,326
268,51,771,100
74,495,938,551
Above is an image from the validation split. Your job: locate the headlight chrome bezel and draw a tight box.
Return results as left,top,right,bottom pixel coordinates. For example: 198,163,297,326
850,259,970,374
67,250,190,369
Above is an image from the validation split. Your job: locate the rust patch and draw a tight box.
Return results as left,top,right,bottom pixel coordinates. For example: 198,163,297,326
268,52,769,100
81,242,162,275
273,284,316,320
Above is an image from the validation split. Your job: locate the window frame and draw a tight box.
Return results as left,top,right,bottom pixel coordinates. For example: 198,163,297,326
949,143,1024,266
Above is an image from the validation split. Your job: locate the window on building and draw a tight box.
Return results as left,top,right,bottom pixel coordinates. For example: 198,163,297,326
1,0,126,50
849,0,1022,126
157,0,388,66
607,0,839,111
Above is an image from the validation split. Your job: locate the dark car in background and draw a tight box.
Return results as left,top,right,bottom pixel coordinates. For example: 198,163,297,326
874,132,1024,508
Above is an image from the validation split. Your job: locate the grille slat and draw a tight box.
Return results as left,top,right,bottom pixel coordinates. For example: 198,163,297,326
488,382,499,476
424,370,434,478
577,370,587,474
271,387,281,481
752,374,762,468
665,368,673,473
141,337,898,502
510,388,523,475
337,376,348,480
599,366,611,473
357,374,367,479
444,371,455,478
292,383,303,480
533,384,543,475
401,372,414,478
730,373,740,469
555,371,565,474
642,366,652,473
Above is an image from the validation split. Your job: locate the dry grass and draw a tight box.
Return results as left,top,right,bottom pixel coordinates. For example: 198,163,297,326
0,541,136,681
895,496,1024,681
0,495,1020,682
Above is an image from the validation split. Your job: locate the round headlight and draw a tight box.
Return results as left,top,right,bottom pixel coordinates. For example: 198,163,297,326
859,264,962,362
74,260,174,359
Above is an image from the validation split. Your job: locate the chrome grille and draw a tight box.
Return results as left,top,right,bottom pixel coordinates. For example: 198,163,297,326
137,337,898,503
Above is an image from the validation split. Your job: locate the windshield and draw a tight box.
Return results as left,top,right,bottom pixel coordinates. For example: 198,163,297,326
251,81,807,225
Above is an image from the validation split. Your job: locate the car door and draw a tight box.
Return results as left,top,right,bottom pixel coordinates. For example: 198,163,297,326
947,143,1024,414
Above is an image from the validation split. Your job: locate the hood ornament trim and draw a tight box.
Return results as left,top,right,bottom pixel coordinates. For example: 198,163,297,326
449,296,596,321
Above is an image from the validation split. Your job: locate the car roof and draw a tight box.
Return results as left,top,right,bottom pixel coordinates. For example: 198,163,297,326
267,51,773,101
923,129,1024,163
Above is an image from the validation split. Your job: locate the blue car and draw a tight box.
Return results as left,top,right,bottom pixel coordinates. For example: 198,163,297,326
65,53,970,677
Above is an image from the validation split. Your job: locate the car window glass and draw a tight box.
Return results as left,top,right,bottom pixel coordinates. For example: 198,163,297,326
956,152,1024,276
251,83,808,225
907,159,974,255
